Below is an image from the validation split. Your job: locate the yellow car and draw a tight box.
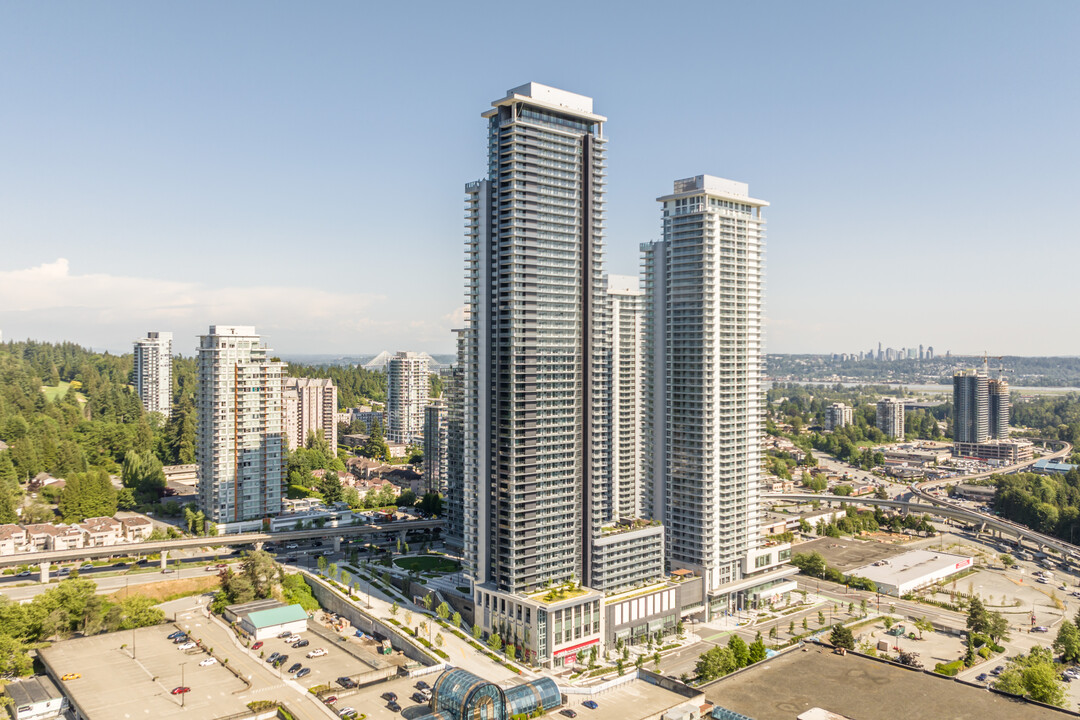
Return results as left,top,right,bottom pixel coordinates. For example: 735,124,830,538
61,673,80,681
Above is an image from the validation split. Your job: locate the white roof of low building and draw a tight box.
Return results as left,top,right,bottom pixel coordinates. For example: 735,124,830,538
849,549,972,589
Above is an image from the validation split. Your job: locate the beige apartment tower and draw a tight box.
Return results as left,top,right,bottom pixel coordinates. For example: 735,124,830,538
283,377,338,455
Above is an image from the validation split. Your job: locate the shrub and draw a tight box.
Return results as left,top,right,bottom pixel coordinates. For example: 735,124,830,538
933,660,964,676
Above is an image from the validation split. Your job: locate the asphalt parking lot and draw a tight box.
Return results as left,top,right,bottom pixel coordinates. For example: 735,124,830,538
330,674,437,719
254,627,388,692
38,625,252,719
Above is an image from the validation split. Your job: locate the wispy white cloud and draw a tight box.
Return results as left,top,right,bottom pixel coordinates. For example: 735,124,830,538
0,258,412,353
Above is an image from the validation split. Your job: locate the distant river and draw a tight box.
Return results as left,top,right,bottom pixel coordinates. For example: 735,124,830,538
770,381,1080,396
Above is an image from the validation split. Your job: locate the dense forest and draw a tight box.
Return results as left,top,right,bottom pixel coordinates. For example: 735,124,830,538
286,362,387,405
994,471,1080,542
0,341,198,523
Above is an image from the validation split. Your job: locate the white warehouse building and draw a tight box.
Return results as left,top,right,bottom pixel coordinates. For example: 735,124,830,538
849,550,974,596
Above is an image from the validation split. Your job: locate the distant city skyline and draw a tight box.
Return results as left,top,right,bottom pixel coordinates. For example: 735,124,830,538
2,3,1079,356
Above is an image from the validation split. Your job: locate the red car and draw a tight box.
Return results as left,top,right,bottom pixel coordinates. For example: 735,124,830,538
171,687,190,695
252,641,264,650
324,696,337,704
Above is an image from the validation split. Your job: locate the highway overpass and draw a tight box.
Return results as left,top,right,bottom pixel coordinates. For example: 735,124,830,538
0,518,444,576
766,491,1080,562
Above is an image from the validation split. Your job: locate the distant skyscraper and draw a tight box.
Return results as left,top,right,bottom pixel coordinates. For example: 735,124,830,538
197,326,286,524
644,175,794,613
988,378,1010,440
605,274,645,520
825,402,854,432
422,399,447,494
876,398,905,439
927,346,935,359
919,344,924,361
385,351,430,444
133,331,172,417
953,369,989,444
283,377,338,455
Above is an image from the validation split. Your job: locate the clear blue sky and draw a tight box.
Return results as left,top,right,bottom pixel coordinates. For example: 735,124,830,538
2,1,1078,356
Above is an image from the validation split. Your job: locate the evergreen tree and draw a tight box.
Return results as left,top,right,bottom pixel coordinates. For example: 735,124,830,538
58,469,117,521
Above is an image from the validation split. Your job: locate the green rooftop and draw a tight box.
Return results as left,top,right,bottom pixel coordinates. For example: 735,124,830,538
246,604,308,629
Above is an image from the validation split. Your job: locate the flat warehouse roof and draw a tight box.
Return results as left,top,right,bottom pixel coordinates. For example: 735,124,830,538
849,549,972,589
706,646,1062,720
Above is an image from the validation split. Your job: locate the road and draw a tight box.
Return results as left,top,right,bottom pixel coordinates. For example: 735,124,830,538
0,517,444,568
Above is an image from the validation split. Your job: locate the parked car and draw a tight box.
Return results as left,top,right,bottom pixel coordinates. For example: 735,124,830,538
252,641,264,650
287,663,302,674
306,648,327,658
323,695,337,704
387,702,401,713
381,692,398,702
273,655,289,668
416,680,430,690
167,631,185,640
412,693,426,703
1033,626,1050,633
560,711,578,718
991,665,1005,675
296,668,311,678
976,673,989,682
292,639,309,649
582,700,599,710
177,642,196,651
266,652,280,664
278,631,293,638
172,635,188,644
285,635,302,644
199,658,217,667
337,677,357,689
337,709,356,718
61,673,80,681
171,686,190,695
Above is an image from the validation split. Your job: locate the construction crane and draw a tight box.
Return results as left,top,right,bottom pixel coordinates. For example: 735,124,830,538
982,352,1004,378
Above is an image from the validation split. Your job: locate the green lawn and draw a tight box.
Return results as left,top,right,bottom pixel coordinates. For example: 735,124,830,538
393,555,461,573
41,381,72,401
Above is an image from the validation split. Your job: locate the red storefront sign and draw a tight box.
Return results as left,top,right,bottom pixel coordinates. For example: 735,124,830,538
554,638,598,657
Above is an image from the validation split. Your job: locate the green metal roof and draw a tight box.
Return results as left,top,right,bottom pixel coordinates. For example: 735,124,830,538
246,604,308,628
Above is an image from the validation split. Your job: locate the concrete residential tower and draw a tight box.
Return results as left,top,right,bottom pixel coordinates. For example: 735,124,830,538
196,326,287,525
385,351,430,444
605,274,646,519
133,331,172,417
463,83,611,666
643,175,794,617
283,377,338,455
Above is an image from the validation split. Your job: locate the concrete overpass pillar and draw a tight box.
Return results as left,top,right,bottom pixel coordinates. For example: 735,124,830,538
255,541,264,552
333,537,341,553
160,550,168,571
398,530,407,548
39,561,49,583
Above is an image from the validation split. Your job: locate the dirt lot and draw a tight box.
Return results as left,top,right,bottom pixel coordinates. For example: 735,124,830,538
798,536,909,572
107,574,220,602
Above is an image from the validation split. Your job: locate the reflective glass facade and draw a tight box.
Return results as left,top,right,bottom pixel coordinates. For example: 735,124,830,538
424,668,560,720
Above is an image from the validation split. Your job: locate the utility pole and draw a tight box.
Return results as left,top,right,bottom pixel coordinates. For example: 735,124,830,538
180,662,187,707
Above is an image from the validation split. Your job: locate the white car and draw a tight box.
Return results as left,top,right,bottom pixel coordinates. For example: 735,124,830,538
285,635,302,644
199,658,217,666
177,642,197,650
285,544,299,549
306,648,327,658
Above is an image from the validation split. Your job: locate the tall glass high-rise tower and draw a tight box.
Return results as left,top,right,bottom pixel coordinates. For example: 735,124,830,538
643,176,791,612
463,83,609,595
